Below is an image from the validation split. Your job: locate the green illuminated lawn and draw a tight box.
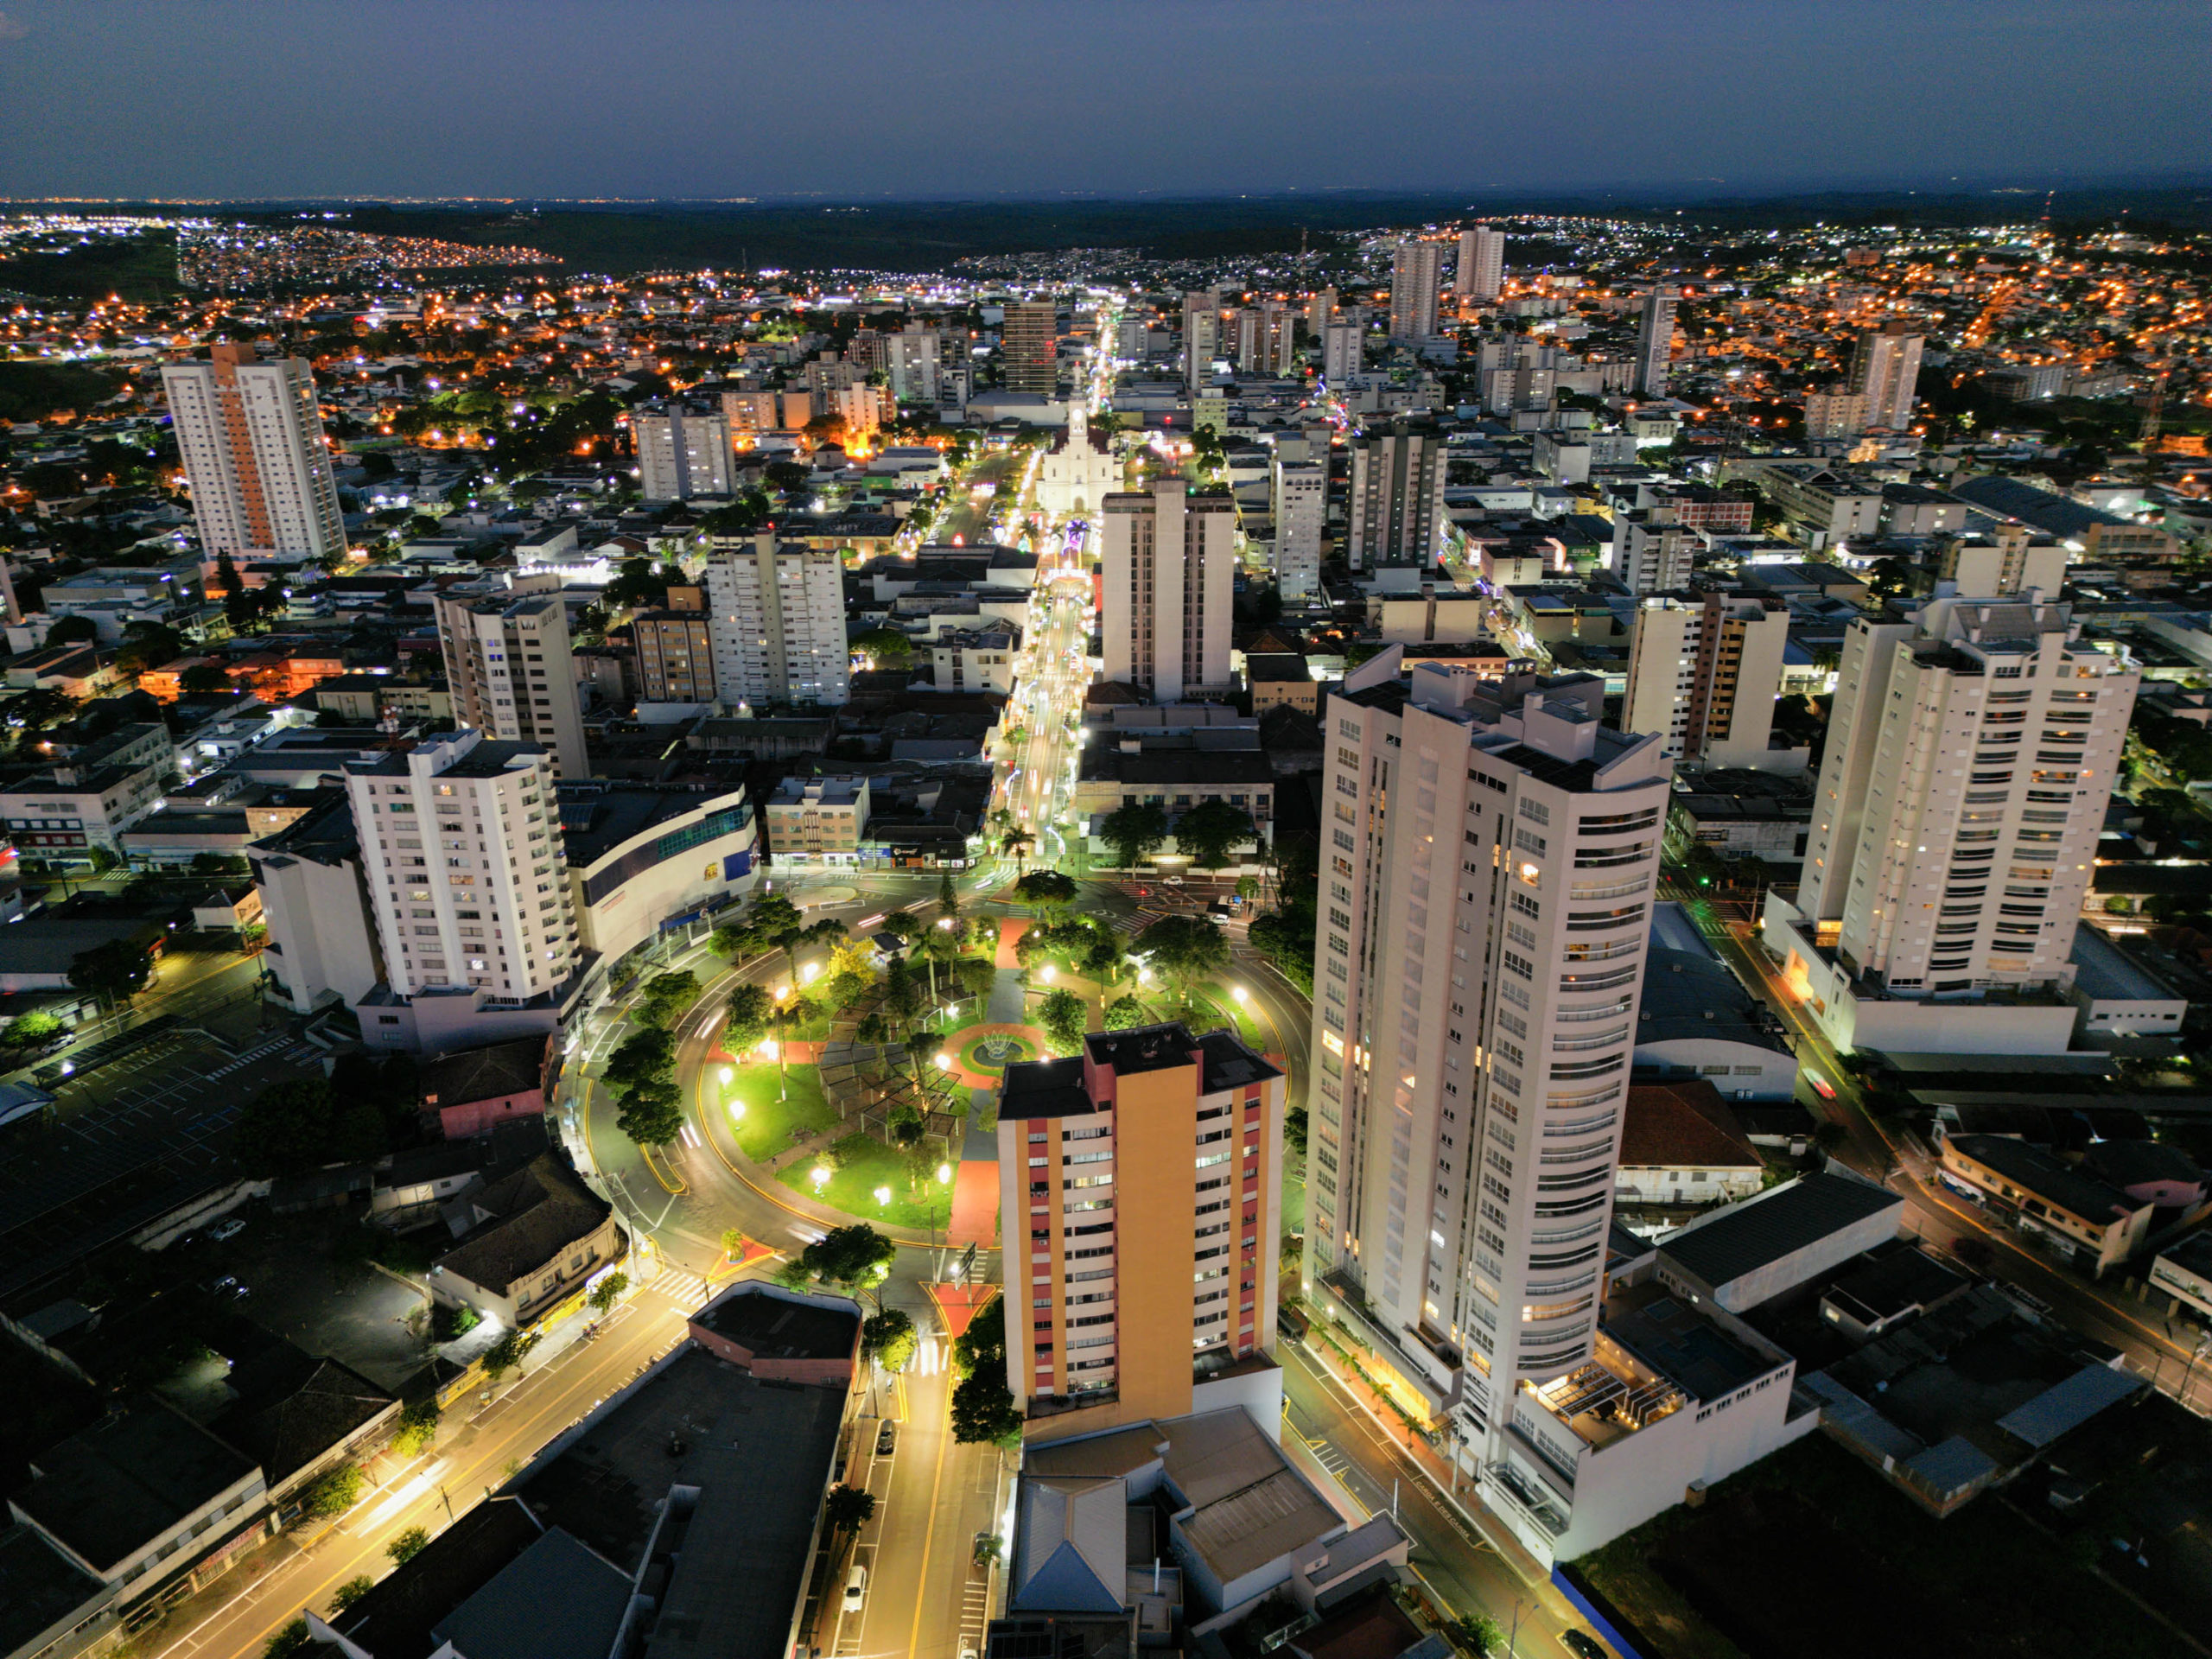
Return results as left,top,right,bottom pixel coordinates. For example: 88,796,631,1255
716,1063,833,1161
777,1132,958,1231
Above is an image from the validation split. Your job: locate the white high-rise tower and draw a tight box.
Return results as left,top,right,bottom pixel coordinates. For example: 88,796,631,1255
1100,480,1235,701
1389,239,1441,342
1456,225,1505,302
1633,288,1677,397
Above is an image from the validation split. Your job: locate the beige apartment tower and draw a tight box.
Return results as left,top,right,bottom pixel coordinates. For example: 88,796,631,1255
1100,481,1236,702
1000,1024,1286,1439
1304,653,1671,1489
701,534,849,707
434,582,590,779
1389,239,1441,342
162,342,347,563
1457,225,1505,302
1002,300,1059,397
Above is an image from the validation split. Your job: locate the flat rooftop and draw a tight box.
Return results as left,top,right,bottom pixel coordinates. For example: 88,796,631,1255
1660,1172,1903,1292
690,1284,860,1363
12,1399,255,1573
1000,1055,1096,1121
514,1344,843,1659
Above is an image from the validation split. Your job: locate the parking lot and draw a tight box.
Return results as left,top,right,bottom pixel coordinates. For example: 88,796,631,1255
213,1207,430,1392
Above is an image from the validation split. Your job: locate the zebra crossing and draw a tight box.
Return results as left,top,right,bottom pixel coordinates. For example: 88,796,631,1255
206,1033,317,1078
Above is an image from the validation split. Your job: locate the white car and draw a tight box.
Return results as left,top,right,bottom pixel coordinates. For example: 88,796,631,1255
842,1562,868,1613
208,1219,247,1242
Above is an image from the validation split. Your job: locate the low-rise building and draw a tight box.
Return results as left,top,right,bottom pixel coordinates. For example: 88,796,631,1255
1656,1171,1905,1313
2148,1231,2212,1323
0,723,174,859
1616,1082,1767,1208
418,1035,550,1141
930,627,1018,695
1245,652,1318,715
1938,1133,2157,1276
765,775,868,865
429,1152,621,1330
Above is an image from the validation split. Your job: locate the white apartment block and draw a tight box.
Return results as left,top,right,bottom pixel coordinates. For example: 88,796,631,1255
1609,513,1693,596
1100,481,1235,702
1182,292,1220,394
344,729,582,1003
1634,289,1677,397
1802,388,1866,442
1457,225,1505,302
1852,322,1924,430
1273,459,1326,601
1305,652,1672,1510
1345,424,1446,576
1794,594,2137,1001
632,403,734,501
718,389,779,446
434,582,590,779
1322,319,1365,386
1937,525,2067,597
1624,594,1792,770
1389,239,1440,342
702,534,850,707
883,325,941,404
162,343,347,563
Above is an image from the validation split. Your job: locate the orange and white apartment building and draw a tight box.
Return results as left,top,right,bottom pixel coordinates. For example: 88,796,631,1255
998,1022,1287,1441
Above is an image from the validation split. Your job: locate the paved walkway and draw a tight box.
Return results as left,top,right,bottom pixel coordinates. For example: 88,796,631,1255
986,964,1027,1023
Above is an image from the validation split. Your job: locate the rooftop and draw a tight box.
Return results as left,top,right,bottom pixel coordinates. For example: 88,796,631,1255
434,1153,613,1296
419,1035,548,1111
13,1398,256,1573
1947,1135,2141,1226
513,1343,844,1659
689,1282,861,1364
1619,1082,1763,1173
1659,1171,1903,1293
999,1055,1096,1121
1604,1283,1782,1404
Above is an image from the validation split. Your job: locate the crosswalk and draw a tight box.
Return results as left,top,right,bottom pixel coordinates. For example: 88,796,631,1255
206,1033,318,1078
641,1266,704,1300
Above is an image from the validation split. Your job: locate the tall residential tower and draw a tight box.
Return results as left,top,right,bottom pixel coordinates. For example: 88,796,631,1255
434,580,590,779
1100,480,1235,702
1389,239,1441,342
162,342,347,563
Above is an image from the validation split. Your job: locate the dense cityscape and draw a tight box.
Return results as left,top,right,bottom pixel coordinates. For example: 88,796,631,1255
6,63,2212,1659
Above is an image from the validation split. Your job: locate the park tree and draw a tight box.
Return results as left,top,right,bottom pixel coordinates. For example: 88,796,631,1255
954,957,997,1004
1039,988,1086,1055
615,1075,683,1147
1012,869,1077,910
950,1296,1022,1446
1171,801,1255,872
587,1272,629,1313
1097,800,1169,871
634,970,700,1028
862,1307,918,1372
798,1224,897,1289
1103,995,1148,1030
1132,914,1230,1007
721,982,774,1052
604,1027,677,1092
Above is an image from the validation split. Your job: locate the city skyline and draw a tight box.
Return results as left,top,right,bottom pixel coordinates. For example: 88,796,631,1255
2,1,2209,200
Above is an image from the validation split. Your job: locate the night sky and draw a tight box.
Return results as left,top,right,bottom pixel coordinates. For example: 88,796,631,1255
3,0,2208,201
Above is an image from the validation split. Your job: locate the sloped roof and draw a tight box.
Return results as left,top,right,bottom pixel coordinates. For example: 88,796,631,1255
435,1154,612,1296
1012,1478,1126,1614
1619,1082,1763,1172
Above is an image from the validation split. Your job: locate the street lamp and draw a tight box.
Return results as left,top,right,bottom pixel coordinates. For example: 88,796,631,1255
810,1164,831,1191
874,1185,892,1208
718,1065,733,1086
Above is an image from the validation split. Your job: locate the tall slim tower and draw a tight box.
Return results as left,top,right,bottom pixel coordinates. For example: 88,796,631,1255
1272,459,1326,601
1305,655,1670,1485
434,581,590,779
1345,422,1446,574
1850,321,1925,430
1633,288,1677,397
162,342,347,563
1456,225,1505,302
1182,291,1220,394
1389,239,1441,342
343,728,582,1002
1100,480,1235,701
701,533,850,707
999,1023,1286,1432
1798,594,2136,996
1001,300,1059,397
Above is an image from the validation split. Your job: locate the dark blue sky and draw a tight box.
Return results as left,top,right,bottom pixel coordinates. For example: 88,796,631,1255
3,0,2207,201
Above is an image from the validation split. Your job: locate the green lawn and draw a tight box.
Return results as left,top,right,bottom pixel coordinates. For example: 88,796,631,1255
779,1132,959,1230
717,1063,835,1161
1109,982,1272,1049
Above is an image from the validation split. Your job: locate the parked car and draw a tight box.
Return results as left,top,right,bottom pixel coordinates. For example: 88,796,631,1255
876,1421,897,1458
207,1218,247,1242
842,1563,868,1613
1562,1633,1610,1659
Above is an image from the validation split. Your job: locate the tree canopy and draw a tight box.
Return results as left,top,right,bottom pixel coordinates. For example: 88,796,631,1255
1172,801,1256,871
1133,914,1230,1000
231,1077,389,1178
798,1224,898,1288
67,938,152,1004
1039,988,1087,1054
1097,800,1170,870
950,1294,1021,1446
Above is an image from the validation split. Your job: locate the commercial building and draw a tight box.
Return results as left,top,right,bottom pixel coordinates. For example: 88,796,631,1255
1100,481,1236,702
434,580,591,779
1344,423,1446,578
765,775,869,864
998,1022,1287,1440
1938,1134,2156,1276
1303,651,1675,1501
701,533,850,708
1003,299,1060,397
1768,594,2138,1052
559,780,758,968
1850,321,1925,430
303,1282,859,1659
1656,1170,1904,1313
1635,906,1800,1100
633,608,717,706
632,401,734,501
0,723,174,860
161,342,347,563
1622,594,1792,770
1457,224,1505,302
1272,458,1326,600
343,727,583,1014
1388,239,1441,342
1634,288,1677,397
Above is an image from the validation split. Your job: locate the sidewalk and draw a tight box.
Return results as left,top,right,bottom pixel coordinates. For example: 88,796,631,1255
1296,1333,1552,1587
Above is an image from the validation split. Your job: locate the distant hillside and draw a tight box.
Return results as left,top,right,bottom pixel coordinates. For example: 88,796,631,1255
0,226,179,302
